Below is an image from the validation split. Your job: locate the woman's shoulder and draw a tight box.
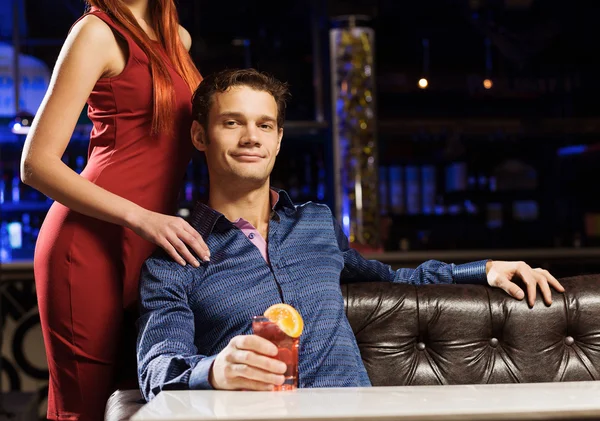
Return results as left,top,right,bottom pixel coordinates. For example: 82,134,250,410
69,14,120,46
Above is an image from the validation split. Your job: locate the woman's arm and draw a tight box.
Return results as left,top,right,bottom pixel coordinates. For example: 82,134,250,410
21,16,209,265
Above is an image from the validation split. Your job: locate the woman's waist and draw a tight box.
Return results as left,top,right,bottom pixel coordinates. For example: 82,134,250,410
47,172,182,218
85,155,184,192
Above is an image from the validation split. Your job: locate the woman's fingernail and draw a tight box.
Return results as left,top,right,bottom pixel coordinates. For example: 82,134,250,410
203,256,210,262
193,260,200,267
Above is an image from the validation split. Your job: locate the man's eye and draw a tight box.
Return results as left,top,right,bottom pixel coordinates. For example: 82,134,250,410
261,124,273,130
225,121,238,126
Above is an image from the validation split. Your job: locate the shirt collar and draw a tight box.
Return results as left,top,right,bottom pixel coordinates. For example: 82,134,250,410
189,188,296,239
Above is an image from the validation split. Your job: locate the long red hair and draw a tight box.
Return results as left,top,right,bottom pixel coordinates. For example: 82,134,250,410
85,0,202,135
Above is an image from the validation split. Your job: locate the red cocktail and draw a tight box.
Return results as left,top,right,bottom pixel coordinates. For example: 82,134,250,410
252,316,299,391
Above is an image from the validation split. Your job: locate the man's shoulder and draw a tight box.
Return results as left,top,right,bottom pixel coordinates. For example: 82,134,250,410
294,201,334,217
292,201,337,230
271,188,334,221
145,247,181,267
141,248,200,287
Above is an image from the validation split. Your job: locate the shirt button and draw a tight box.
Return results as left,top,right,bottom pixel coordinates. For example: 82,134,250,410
248,233,255,240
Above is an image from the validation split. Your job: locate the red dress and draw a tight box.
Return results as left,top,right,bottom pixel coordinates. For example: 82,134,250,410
34,9,195,421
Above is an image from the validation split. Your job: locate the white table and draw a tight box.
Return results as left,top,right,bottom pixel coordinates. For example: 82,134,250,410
131,381,600,421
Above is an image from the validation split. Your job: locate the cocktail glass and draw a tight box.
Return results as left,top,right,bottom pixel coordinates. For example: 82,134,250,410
252,315,299,391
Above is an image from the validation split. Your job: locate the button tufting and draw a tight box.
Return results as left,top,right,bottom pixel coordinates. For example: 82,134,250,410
489,338,499,348
416,342,426,351
564,336,575,346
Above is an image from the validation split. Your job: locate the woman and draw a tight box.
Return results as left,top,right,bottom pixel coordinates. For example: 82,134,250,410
20,1,209,419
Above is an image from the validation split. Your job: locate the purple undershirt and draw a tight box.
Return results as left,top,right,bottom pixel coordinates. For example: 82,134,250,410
232,189,280,264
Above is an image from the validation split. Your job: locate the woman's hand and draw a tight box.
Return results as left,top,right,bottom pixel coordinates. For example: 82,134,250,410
129,209,210,267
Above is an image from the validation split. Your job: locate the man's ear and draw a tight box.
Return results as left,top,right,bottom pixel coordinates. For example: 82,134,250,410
191,121,207,152
275,127,283,156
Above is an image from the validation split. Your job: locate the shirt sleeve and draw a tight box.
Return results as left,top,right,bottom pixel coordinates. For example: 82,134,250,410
137,256,216,401
332,216,488,285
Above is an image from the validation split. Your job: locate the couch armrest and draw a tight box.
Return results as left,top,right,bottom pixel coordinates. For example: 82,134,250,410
104,389,144,421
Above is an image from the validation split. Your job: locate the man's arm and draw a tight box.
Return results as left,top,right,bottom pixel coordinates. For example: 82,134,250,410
333,218,487,285
331,215,565,305
332,218,488,285
137,257,216,401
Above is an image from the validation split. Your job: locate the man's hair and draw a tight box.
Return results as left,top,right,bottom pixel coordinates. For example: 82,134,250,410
191,68,290,130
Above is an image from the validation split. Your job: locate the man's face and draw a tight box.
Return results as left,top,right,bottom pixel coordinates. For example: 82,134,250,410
191,85,283,186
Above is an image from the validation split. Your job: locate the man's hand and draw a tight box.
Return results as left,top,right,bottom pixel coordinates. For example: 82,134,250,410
209,335,287,391
486,261,565,307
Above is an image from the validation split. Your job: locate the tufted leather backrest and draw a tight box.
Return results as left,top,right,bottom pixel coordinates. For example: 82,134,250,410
343,275,600,386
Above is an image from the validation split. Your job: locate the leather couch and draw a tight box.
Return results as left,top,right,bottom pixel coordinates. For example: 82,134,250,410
104,275,600,421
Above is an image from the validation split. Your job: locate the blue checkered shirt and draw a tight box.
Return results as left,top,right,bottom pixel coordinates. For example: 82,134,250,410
137,189,488,400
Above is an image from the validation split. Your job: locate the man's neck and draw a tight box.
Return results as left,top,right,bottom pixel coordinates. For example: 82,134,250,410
208,182,273,234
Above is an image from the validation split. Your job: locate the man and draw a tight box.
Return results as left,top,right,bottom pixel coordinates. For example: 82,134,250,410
136,68,564,401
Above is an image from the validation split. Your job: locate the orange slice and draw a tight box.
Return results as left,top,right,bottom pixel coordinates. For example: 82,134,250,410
264,303,304,338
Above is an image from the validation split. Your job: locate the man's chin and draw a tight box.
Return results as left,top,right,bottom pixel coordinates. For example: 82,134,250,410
226,172,269,188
